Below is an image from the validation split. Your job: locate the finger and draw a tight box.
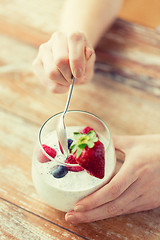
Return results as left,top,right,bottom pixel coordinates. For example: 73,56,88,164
65,205,110,224
77,48,95,84
66,198,129,224
51,32,72,83
32,58,69,93
51,83,70,94
65,196,144,224
126,204,152,214
74,160,137,212
66,196,127,224
102,176,158,217
32,57,53,87
66,184,145,224
68,32,86,79
32,58,43,80
126,190,160,214
40,44,70,87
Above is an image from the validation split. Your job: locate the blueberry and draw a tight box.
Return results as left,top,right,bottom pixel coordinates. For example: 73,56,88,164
68,139,73,149
50,165,68,178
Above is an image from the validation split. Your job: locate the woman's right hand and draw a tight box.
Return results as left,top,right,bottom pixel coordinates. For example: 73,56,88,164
32,32,95,93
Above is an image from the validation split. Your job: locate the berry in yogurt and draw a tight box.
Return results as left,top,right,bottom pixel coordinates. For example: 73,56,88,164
38,144,57,163
67,138,73,149
50,165,68,178
70,128,105,179
65,155,83,172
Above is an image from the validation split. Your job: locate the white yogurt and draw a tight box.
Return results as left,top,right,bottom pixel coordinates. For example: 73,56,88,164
32,126,116,212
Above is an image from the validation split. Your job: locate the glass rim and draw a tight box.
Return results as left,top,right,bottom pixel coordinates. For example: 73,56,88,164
38,110,111,166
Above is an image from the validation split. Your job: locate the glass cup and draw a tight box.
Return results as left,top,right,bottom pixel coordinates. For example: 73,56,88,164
32,110,116,212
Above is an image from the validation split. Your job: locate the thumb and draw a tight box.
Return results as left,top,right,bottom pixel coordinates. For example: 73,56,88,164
74,158,137,211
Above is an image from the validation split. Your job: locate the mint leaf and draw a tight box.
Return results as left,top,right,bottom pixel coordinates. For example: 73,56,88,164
71,143,78,154
76,148,82,158
78,143,87,149
70,143,76,149
87,130,96,138
73,132,82,140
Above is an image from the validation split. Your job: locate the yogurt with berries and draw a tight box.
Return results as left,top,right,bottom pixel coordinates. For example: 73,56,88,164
32,126,116,212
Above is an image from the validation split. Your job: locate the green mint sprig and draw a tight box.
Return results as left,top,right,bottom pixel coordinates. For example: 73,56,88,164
70,130,98,158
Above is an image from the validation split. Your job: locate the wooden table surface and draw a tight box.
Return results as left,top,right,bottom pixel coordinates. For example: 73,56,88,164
0,1,160,239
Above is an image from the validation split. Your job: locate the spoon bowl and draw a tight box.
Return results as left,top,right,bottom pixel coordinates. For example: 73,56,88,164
56,77,75,158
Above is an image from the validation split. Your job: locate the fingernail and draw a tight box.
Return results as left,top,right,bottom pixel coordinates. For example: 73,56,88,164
65,214,76,224
74,204,84,212
86,47,93,60
74,68,83,78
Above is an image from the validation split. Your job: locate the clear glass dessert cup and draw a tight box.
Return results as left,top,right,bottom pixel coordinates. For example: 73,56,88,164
32,110,116,212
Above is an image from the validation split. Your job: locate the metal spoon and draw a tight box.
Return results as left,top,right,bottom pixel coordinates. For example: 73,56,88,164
56,77,75,159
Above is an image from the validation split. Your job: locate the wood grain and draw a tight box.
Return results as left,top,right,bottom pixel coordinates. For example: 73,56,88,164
0,36,160,239
0,108,159,240
0,0,160,239
0,199,86,240
1,0,160,96
95,20,160,97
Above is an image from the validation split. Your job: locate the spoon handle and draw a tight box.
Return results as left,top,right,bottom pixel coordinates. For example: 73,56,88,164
62,77,75,117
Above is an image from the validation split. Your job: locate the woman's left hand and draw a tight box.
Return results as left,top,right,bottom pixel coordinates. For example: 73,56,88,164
65,134,160,224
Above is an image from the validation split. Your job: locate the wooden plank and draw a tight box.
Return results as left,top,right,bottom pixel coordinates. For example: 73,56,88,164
0,198,85,240
0,34,36,65
95,20,160,97
0,109,159,240
0,35,160,137
1,67,160,136
1,16,160,99
0,108,120,240
1,1,160,98
0,2,160,239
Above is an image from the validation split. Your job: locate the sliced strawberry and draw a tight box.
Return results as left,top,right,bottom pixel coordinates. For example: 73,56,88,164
81,126,94,134
38,144,57,163
74,140,105,179
65,155,83,172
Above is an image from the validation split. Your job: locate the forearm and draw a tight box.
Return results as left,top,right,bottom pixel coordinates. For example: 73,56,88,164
59,0,123,47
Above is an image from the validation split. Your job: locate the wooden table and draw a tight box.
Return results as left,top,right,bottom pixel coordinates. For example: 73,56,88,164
0,1,160,239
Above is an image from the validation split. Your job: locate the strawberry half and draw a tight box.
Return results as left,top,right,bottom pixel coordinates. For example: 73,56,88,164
70,129,105,179
65,155,83,172
38,144,57,163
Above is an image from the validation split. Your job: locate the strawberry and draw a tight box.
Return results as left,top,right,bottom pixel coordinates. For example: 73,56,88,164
81,126,94,134
38,144,57,163
65,155,83,172
70,130,105,179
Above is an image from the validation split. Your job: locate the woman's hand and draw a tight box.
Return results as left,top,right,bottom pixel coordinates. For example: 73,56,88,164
65,135,160,224
32,32,95,93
